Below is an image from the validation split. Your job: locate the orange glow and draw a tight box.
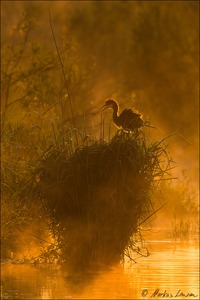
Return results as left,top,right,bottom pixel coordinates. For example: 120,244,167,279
1,242,199,299
1,1,199,298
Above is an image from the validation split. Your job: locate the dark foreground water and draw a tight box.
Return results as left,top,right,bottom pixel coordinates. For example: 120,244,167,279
1,240,199,299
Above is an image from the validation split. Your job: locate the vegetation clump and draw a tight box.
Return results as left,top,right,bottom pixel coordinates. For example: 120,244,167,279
37,130,172,275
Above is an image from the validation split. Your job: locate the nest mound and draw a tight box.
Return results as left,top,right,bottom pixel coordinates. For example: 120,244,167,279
38,131,169,275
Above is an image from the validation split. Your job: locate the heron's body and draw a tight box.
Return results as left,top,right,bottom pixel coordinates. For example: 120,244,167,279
101,99,143,132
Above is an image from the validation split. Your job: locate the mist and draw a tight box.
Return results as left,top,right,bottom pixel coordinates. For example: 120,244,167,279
1,0,199,293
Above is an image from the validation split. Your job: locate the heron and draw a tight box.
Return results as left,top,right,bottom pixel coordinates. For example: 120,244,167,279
100,99,143,132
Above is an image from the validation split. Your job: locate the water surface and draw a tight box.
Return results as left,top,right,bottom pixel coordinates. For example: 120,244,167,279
1,240,199,299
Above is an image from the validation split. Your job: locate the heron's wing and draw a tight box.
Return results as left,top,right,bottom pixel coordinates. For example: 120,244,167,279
120,109,141,118
119,109,143,130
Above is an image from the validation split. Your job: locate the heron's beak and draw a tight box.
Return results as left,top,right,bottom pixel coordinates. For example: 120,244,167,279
99,103,108,111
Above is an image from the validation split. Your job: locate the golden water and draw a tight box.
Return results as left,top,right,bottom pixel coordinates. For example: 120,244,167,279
1,241,199,299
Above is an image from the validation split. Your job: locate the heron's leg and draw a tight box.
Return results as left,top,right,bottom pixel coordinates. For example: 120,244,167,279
112,129,123,141
116,129,125,136
125,131,131,138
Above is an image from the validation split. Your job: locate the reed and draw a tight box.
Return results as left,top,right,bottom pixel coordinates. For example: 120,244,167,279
36,129,173,275
1,14,173,272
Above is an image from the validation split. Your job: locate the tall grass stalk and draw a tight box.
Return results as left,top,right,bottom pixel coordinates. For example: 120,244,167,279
1,14,174,272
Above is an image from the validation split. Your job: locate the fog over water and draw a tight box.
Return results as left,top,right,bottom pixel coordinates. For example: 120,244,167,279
1,1,199,299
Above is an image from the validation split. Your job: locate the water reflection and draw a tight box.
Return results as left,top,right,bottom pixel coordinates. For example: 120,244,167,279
1,241,199,299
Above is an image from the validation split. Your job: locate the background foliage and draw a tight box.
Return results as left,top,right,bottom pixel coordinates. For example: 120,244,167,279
1,1,199,259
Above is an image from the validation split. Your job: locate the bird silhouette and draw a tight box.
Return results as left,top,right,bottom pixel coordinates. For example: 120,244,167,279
100,99,143,132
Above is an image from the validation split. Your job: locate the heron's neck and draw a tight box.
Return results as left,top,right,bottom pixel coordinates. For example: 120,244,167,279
112,104,120,125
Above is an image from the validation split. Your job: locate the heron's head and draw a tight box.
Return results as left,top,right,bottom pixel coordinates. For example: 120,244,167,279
100,99,118,111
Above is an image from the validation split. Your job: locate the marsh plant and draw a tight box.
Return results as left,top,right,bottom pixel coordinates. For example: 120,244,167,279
35,129,174,274
1,13,175,273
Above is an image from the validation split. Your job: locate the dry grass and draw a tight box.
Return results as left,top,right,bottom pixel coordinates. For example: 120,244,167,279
36,129,173,275
1,14,174,275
